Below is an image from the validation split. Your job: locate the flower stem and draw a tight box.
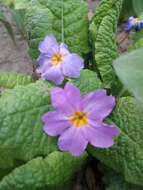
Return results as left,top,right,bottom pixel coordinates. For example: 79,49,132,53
61,0,64,42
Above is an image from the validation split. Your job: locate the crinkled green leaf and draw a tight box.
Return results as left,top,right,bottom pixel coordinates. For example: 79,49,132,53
114,48,143,104
103,167,141,190
0,72,33,89
24,0,90,58
88,97,143,186
90,0,123,88
14,0,31,9
0,80,57,168
69,69,102,94
0,151,87,190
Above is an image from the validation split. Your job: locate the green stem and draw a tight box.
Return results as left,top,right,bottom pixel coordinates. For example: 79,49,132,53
61,0,64,42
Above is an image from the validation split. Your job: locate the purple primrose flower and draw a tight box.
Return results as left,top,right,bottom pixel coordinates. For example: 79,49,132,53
36,35,84,85
42,83,120,156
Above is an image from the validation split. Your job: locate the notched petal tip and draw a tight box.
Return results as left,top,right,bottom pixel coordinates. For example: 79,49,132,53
38,35,58,54
58,127,88,156
64,82,79,92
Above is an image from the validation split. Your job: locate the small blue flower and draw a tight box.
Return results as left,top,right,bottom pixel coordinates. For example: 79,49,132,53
125,16,135,32
125,16,143,32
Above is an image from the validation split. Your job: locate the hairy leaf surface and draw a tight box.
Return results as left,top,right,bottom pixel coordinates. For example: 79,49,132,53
0,151,87,190
24,0,89,58
69,69,102,94
0,72,33,89
0,80,57,168
90,0,123,87
103,167,142,190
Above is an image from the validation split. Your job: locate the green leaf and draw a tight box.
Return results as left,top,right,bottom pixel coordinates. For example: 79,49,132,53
69,69,103,94
132,0,143,16
14,0,31,9
0,72,33,89
120,0,135,20
0,80,57,168
114,48,143,104
129,37,143,51
88,97,143,186
0,0,14,6
0,151,87,190
90,0,123,88
24,0,90,59
103,167,142,190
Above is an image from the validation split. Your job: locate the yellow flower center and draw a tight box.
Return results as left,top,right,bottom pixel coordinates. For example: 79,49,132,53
70,112,88,128
52,53,63,65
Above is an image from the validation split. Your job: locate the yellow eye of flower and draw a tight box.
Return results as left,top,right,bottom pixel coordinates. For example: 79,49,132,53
52,53,63,65
70,112,88,128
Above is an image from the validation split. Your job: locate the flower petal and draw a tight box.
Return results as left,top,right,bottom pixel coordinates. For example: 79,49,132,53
51,87,75,115
51,83,81,114
82,89,107,108
83,122,120,148
60,43,70,56
42,111,70,136
36,56,52,74
62,53,84,77
58,127,88,156
42,66,64,85
82,89,115,121
64,83,81,111
39,35,59,55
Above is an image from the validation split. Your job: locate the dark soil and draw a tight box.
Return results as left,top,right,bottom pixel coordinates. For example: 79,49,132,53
0,5,33,74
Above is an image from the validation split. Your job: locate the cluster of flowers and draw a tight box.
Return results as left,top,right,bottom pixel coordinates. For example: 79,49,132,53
37,35,120,156
125,16,143,32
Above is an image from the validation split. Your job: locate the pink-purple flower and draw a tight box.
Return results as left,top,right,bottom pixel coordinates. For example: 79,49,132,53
42,83,120,156
36,35,84,85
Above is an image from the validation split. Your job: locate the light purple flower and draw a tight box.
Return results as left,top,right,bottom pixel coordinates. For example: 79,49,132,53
42,83,120,156
36,35,84,85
